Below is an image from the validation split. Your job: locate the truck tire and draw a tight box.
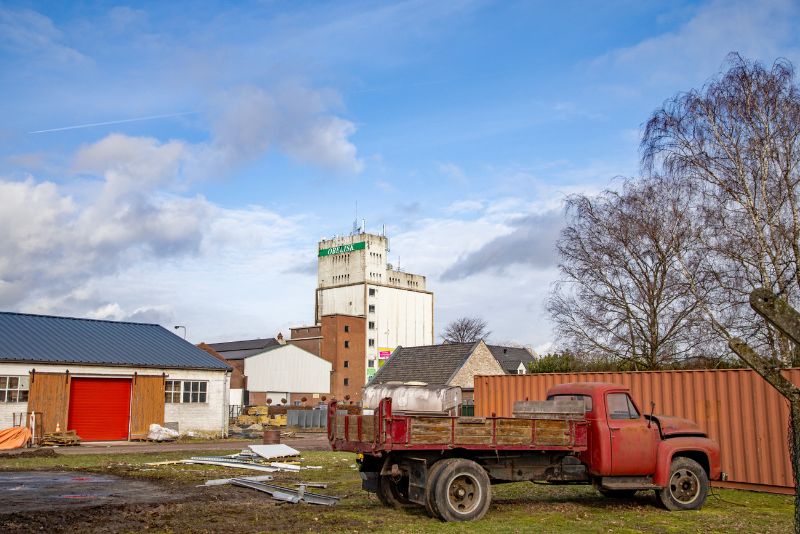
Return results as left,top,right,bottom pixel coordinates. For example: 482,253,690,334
598,488,637,499
432,458,491,522
424,459,458,519
377,475,415,508
655,457,709,511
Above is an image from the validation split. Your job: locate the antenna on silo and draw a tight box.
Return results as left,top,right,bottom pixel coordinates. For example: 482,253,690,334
349,201,357,235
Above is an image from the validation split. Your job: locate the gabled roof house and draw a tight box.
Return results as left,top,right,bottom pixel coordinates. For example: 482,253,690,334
368,340,506,400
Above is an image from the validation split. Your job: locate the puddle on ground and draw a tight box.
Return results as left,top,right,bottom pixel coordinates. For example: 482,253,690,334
0,471,179,513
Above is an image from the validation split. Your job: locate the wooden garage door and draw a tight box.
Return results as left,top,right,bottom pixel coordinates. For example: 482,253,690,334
27,372,69,434
67,378,132,441
129,375,165,440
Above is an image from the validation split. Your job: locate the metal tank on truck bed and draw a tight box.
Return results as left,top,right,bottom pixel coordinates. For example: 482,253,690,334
361,383,462,414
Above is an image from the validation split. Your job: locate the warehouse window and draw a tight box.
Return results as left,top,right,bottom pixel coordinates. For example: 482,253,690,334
344,360,349,368
344,378,349,386
165,380,181,403
368,339,375,347
344,340,350,348
368,305,375,313
183,381,207,403
369,288,376,296
165,380,207,404
344,325,350,333
368,360,374,368
368,321,375,329
0,376,29,403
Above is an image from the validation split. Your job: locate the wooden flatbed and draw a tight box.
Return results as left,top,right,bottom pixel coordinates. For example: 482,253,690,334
327,398,588,453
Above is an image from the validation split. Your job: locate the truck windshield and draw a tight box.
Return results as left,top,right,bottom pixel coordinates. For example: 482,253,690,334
547,394,592,412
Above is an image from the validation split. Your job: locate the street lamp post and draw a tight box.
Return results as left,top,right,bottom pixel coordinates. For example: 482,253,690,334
174,325,187,339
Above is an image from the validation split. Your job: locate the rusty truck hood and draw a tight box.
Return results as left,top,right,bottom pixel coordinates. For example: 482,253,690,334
649,415,706,437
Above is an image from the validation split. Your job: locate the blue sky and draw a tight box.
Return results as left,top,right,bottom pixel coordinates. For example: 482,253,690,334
1,0,799,350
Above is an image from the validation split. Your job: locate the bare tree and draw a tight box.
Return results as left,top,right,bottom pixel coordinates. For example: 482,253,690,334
642,54,800,530
441,317,491,344
644,54,800,365
548,177,714,370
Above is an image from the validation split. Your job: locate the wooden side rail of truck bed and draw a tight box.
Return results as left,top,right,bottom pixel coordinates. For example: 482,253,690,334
327,398,588,453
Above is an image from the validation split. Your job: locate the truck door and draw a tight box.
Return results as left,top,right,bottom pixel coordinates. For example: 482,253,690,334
606,393,659,476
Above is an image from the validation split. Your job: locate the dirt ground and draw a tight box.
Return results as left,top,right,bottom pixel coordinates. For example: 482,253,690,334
0,479,310,533
0,450,361,534
0,444,793,533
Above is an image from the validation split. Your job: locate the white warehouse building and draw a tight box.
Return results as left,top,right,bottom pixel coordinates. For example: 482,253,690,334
243,344,332,406
316,229,434,386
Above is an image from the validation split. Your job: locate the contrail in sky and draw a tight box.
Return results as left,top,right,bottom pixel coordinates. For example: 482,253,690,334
29,111,198,134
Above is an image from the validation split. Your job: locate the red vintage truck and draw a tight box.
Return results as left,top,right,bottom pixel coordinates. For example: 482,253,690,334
327,382,724,522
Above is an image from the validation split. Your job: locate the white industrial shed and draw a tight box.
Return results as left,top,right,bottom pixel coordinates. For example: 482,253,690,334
243,344,331,405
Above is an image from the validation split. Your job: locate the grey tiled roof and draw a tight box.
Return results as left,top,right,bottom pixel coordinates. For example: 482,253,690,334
369,342,479,386
488,345,535,373
0,312,230,370
207,338,279,360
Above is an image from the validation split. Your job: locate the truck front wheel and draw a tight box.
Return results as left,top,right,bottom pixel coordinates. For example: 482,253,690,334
432,458,491,522
655,457,709,511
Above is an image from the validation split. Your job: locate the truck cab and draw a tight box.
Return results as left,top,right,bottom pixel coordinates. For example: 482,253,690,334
547,382,723,509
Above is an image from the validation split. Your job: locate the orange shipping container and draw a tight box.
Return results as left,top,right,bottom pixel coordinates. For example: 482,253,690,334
474,368,800,494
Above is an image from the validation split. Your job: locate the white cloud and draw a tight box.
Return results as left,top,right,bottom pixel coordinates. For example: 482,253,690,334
0,150,319,342
437,162,467,184
375,179,395,192
0,7,90,65
382,200,566,348
444,199,483,214
592,0,800,90
0,138,211,311
206,85,363,174
0,78,364,337
73,133,188,191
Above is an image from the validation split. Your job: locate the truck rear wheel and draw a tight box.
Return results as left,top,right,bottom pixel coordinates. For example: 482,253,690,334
376,475,415,508
424,459,458,519
432,458,491,522
656,457,709,511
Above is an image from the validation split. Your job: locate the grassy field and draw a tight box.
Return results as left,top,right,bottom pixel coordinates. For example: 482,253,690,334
0,449,793,533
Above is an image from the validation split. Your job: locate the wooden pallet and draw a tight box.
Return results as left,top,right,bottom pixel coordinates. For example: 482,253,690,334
40,430,81,446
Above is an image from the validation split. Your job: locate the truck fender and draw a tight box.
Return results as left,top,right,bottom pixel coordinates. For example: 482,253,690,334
653,436,722,487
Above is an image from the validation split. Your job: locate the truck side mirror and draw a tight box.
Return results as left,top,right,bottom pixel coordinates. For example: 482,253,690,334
647,401,656,428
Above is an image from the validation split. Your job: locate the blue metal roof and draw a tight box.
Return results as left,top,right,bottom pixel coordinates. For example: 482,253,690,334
0,312,231,371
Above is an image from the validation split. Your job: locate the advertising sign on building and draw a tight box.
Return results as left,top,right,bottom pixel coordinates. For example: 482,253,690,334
378,347,393,360
318,241,366,257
